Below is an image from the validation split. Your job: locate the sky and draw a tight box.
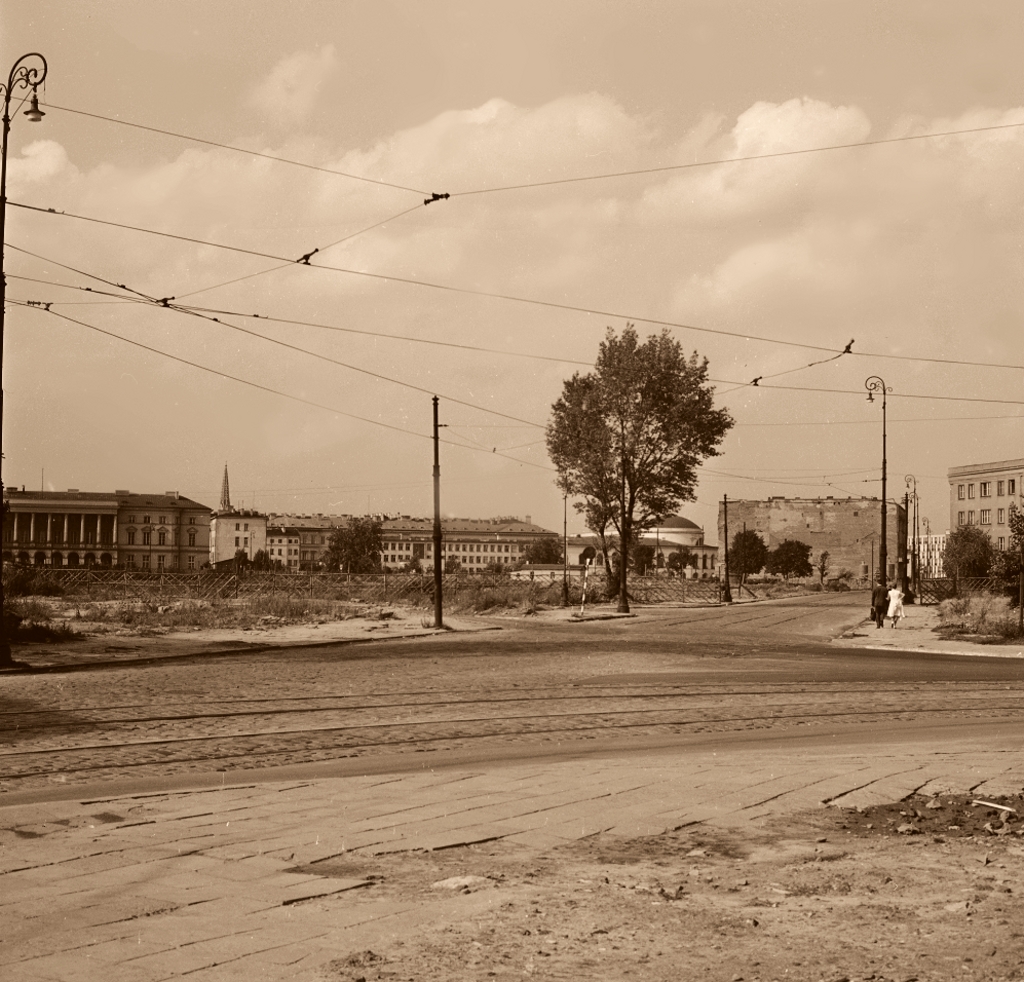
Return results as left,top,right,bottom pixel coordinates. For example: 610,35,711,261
2,0,1022,544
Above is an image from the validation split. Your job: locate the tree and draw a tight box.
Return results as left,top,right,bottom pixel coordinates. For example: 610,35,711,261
251,549,272,571
767,539,813,581
444,556,462,574
666,548,695,574
632,543,655,573
405,556,423,574
815,550,831,585
524,536,563,564
730,529,768,585
547,325,733,609
324,517,384,573
941,525,994,585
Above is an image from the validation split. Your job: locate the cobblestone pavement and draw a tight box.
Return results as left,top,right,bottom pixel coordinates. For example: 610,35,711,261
2,594,1023,980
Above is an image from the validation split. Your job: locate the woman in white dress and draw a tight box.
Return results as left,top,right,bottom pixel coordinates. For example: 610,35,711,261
886,583,905,628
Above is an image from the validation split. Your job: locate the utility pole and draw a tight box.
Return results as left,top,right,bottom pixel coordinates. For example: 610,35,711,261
561,494,569,605
0,53,48,668
902,490,910,595
432,397,443,628
722,494,733,603
865,377,891,586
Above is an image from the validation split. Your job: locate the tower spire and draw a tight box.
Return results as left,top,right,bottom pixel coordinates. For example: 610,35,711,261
220,464,231,511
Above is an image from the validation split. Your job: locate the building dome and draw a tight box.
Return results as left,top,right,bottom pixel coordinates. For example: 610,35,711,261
657,515,701,531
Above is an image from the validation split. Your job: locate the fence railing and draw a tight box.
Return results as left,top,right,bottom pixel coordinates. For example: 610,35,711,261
915,576,1003,605
3,565,729,606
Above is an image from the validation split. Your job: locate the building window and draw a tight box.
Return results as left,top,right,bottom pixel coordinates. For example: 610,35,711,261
142,531,151,545
998,481,1005,496
980,482,991,497
188,556,196,570
157,555,165,570
127,530,135,545
998,537,1006,551
957,485,965,500
235,536,240,547
188,532,196,547
244,537,248,547
998,509,1005,525
143,514,150,524
967,484,975,499
142,554,151,569
159,515,166,524
235,523,240,531
980,509,991,525
244,523,249,532
1010,479,1017,495
158,531,166,545
189,517,196,525
126,554,136,567
968,511,976,525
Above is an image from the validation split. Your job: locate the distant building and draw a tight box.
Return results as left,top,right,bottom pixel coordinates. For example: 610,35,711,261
209,465,267,566
564,516,717,578
917,532,947,578
948,457,1023,552
264,512,557,570
718,496,907,583
2,488,210,570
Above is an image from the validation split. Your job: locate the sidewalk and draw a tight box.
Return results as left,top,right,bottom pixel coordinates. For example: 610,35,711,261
3,724,1022,982
831,603,1024,659
4,613,496,672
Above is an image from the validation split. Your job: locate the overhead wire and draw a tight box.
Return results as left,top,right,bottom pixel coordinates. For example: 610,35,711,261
452,118,1024,197
42,101,428,196
12,200,1024,377
10,301,555,472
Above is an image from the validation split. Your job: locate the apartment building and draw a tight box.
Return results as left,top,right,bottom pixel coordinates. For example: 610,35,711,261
264,513,557,570
948,457,1024,551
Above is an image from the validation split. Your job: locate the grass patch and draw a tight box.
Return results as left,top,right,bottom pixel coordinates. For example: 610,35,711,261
936,594,1022,640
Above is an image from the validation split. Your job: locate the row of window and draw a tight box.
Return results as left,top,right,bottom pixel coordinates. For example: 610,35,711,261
126,531,198,547
957,508,1013,527
125,515,198,526
957,478,1017,500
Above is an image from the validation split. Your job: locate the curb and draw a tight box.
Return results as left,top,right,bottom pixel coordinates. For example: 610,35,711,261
0,624,503,675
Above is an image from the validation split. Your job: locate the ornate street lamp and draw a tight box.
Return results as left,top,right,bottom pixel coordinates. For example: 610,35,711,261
865,376,891,586
1,53,48,666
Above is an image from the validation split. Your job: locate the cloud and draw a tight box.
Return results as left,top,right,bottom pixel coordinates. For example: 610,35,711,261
251,46,337,124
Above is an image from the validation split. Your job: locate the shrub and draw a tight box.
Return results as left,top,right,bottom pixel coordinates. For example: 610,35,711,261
3,566,65,597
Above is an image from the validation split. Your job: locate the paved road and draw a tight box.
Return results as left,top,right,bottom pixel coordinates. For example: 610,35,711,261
2,594,1021,803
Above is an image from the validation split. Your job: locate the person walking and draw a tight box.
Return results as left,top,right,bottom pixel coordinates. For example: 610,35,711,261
886,582,905,628
871,580,888,629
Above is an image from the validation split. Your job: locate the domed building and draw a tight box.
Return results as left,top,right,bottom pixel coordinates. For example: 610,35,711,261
564,514,718,579
642,515,718,578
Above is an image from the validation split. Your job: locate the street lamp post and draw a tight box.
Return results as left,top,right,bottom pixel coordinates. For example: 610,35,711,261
1,53,48,666
865,376,891,587
905,474,919,595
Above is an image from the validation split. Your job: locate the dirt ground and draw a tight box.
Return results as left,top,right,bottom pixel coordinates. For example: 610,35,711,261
297,793,1024,982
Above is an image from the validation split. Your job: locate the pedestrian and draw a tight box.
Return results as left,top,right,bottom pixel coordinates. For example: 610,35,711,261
886,582,905,628
871,580,888,629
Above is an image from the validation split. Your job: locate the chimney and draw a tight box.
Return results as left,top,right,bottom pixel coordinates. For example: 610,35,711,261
525,515,531,525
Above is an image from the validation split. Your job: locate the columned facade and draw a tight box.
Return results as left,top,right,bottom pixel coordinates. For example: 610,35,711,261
3,489,211,570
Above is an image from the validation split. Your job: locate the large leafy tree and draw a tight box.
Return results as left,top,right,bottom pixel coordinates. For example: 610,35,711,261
524,536,563,564
547,325,732,609
324,517,384,573
767,539,813,581
730,529,768,585
941,525,994,583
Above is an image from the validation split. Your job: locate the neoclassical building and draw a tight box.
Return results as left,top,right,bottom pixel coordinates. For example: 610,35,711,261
2,488,211,570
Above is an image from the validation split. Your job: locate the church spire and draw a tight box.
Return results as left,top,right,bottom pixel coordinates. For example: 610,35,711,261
220,464,231,511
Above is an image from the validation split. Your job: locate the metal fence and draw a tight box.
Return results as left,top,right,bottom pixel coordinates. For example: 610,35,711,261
3,565,727,607
915,576,1004,605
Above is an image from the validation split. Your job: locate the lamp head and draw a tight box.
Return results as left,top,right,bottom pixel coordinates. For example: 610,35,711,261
23,91,44,122
866,391,874,403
